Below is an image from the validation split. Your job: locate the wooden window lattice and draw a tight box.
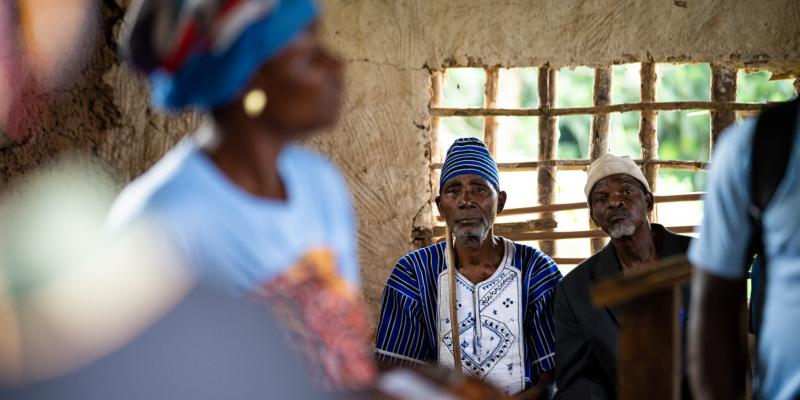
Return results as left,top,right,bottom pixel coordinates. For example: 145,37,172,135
429,64,799,264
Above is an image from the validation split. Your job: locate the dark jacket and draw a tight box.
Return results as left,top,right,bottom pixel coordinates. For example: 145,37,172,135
553,224,691,400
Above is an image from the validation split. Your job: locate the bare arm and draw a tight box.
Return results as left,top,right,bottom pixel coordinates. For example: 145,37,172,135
687,268,747,400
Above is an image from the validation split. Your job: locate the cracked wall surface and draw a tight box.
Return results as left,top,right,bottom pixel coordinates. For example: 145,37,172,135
1,0,799,328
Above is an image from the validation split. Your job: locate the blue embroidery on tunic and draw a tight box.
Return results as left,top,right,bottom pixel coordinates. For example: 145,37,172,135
374,240,562,389
442,316,516,377
479,270,517,311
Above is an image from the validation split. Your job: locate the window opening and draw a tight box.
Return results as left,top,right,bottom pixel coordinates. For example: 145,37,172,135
430,63,798,274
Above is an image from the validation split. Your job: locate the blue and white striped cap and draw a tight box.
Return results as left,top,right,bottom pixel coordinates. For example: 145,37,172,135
439,137,500,191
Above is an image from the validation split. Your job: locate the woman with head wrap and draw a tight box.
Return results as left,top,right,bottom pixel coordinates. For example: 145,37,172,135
108,0,376,391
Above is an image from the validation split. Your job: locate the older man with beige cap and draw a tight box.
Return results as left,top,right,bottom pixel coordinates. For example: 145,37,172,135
552,153,692,399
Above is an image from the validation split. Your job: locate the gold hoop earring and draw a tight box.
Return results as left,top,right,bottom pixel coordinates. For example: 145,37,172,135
243,89,267,118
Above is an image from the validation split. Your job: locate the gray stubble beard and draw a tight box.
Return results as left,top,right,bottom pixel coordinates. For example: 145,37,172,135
608,220,636,239
454,224,490,250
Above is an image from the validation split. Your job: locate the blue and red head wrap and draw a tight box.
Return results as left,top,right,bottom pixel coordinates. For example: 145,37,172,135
122,0,318,110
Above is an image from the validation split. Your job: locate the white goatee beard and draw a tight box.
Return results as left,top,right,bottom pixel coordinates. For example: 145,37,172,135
454,225,489,248
608,221,636,239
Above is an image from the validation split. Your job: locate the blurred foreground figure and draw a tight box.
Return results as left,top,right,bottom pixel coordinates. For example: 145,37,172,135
688,99,800,399
0,161,326,399
2,286,328,400
109,0,375,391
0,0,97,144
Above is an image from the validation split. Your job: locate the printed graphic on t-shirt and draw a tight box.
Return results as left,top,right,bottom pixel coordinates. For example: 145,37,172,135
251,249,376,391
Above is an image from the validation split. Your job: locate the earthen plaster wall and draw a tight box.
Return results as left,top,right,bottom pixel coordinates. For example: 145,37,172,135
1,0,798,326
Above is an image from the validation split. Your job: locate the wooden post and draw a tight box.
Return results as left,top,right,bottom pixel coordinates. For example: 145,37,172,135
431,102,767,118
591,67,612,159
433,218,558,237
445,225,462,373
593,256,691,400
430,71,445,196
711,65,737,149
418,71,446,249
640,62,658,221
484,67,500,156
538,64,558,256
590,67,612,253
795,78,800,97
434,159,708,173
617,287,681,400
431,71,444,164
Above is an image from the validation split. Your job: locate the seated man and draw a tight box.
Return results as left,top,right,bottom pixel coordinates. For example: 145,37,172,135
554,154,691,399
375,137,562,396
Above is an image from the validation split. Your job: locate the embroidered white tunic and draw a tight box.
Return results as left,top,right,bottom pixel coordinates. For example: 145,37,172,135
437,238,526,395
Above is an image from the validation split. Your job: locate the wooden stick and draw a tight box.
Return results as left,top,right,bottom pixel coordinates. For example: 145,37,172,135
538,64,557,256
592,255,691,308
429,71,444,219
432,218,557,237
645,159,708,171
431,71,444,164
435,192,705,220
591,67,612,159
484,67,500,156
444,225,462,373
432,159,709,172
510,225,696,241
432,225,697,247
639,61,658,195
591,67,612,254
431,101,769,117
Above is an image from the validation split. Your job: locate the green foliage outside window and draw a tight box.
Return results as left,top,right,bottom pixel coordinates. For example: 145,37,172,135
439,68,485,152
436,64,795,261
737,71,795,103
438,64,796,194
557,67,594,159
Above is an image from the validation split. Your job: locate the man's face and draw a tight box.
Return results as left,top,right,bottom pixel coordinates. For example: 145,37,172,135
436,174,507,247
589,173,653,239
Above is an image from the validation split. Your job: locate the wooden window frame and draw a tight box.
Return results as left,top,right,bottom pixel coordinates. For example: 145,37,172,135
429,64,798,265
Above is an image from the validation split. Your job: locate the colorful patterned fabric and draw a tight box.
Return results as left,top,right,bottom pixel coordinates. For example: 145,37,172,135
440,138,500,191
252,249,376,391
375,239,561,393
122,0,318,110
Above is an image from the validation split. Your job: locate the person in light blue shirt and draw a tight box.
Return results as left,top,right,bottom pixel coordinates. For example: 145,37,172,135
108,134,361,293
108,0,377,391
688,101,800,400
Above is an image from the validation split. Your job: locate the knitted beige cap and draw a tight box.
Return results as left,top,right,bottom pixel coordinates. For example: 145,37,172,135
584,153,651,198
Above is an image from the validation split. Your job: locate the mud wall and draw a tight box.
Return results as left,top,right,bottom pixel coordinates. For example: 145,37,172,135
1,0,798,326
